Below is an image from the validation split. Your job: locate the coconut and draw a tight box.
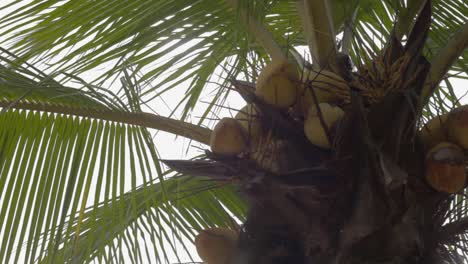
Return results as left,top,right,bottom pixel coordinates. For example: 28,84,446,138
304,103,344,149
419,113,449,149
447,105,468,149
195,227,238,264
255,60,299,108
425,142,466,193
210,118,248,156
235,104,262,143
296,68,350,116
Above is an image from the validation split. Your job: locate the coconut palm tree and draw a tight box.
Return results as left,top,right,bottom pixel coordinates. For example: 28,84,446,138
0,0,467,263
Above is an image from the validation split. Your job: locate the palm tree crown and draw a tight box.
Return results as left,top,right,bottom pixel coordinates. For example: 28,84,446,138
0,0,466,263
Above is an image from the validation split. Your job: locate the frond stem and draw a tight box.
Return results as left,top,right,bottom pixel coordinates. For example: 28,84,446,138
421,23,468,107
0,101,212,145
341,8,358,55
296,0,337,69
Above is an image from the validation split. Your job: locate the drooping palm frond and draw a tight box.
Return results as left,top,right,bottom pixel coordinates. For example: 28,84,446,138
0,52,246,263
1,0,465,121
0,0,279,120
0,48,109,109
37,176,246,264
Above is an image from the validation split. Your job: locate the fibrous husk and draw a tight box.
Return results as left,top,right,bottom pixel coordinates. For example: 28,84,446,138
296,68,350,116
235,104,263,144
304,103,344,149
210,118,248,156
419,113,449,149
195,227,238,264
425,142,466,194
447,105,468,150
255,60,299,108
249,133,289,173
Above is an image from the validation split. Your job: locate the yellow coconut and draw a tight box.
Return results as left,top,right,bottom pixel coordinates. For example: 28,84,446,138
419,113,449,149
304,103,344,149
447,105,468,149
235,104,263,142
195,227,238,264
255,60,299,108
425,142,466,193
296,68,350,116
210,118,248,156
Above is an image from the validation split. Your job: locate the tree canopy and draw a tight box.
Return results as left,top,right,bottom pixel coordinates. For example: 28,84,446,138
0,0,466,263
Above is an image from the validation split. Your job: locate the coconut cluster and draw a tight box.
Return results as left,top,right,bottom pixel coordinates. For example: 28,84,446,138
209,60,468,192
419,105,468,193
209,59,349,172
196,46,468,264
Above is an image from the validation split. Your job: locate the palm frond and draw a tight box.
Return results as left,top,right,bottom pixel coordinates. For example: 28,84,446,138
0,0,278,120
37,175,246,263
1,0,465,120
0,52,245,263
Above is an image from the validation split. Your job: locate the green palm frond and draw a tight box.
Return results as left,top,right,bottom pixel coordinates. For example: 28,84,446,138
37,176,245,263
0,53,245,263
0,0,268,119
0,50,109,109
2,1,464,104
1,0,465,119
0,1,466,263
